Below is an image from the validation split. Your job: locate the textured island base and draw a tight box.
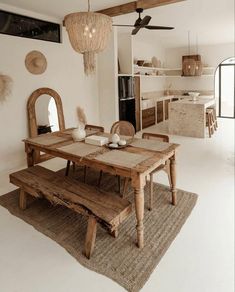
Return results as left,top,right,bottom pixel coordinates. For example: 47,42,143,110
0,168,198,292
169,98,215,138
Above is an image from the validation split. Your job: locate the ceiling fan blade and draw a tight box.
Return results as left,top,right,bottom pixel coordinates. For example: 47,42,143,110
145,25,174,30
134,17,142,27
132,26,141,35
112,24,135,27
139,15,152,26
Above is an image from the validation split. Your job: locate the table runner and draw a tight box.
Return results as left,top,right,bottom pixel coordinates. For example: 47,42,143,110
95,150,151,168
57,142,102,157
26,135,70,146
130,138,171,152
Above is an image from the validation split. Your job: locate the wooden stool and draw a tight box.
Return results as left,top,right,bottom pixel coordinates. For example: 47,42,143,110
208,106,218,130
206,108,216,137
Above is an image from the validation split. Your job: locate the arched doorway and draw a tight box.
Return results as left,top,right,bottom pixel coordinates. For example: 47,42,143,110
215,57,235,118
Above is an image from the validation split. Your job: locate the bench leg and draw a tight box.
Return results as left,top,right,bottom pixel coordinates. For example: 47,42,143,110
84,216,97,259
65,160,71,176
19,189,27,210
110,229,118,238
149,173,153,211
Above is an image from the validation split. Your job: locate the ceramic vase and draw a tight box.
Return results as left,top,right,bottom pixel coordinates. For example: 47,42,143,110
72,123,86,141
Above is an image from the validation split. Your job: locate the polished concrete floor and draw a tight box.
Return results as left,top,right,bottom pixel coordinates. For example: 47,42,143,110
0,118,234,292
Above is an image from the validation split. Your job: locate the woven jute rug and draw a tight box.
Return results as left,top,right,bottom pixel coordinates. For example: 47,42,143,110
0,167,198,292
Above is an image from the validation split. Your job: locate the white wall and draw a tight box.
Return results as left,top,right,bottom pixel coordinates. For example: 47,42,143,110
98,29,119,131
132,34,167,93
165,43,234,91
0,3,100,173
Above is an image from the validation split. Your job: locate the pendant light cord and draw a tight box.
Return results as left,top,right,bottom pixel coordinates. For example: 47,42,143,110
188,30,190,55
88,0,91,12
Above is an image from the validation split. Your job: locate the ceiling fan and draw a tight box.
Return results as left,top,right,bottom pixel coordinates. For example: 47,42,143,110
113,8,174,35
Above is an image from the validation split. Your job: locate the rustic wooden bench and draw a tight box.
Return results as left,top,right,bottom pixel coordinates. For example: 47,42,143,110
9,166,132,259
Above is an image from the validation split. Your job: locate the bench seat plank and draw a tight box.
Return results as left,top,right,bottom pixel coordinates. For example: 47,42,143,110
9,166,132,230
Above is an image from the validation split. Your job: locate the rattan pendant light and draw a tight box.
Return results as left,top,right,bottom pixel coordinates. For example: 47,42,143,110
64,0,112,75
182,31,196,76
194,35,203,76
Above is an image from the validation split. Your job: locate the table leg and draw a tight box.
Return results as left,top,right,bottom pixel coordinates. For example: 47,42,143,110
170,154,177,205
133,176,145,248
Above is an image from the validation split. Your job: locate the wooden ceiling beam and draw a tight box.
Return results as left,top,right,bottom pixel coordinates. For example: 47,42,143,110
96,0,185,17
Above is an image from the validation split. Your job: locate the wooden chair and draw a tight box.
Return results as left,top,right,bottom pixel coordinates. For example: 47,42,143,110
99,121,135,195
65,124,104,180
142,132,172,211
207,106,218,129
110,120,136,137
206,109,216,138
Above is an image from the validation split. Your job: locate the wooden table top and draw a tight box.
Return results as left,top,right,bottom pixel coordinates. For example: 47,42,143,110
24,129,179,176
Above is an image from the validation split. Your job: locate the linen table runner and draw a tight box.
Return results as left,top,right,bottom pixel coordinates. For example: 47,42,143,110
57,142,102,157
26,135,71,146
95,150,151,168
130,138,171,152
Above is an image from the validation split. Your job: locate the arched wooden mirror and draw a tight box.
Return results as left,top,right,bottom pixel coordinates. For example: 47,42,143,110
27,87,65,163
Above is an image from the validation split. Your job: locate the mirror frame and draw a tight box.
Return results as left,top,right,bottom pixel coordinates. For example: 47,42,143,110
27,87,65,163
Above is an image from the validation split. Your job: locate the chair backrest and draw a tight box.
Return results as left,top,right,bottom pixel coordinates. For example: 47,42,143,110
142,132,169,142
110,121,135,137
85,124,104,133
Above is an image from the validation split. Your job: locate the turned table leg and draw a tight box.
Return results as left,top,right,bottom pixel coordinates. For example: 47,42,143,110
170,154,177,205
133,176,145,248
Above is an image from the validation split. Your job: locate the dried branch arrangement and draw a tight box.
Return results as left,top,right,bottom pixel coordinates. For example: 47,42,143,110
0,73,13,103
77,106,87,127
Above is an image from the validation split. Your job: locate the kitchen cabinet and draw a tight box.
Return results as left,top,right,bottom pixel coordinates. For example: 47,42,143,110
164,99,171,120
157,101,164,123
142,107,155,129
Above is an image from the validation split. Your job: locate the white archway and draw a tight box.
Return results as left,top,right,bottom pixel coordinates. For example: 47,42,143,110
214,57,235,118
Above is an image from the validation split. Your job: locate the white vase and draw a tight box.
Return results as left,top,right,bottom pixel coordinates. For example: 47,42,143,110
72,124,86,141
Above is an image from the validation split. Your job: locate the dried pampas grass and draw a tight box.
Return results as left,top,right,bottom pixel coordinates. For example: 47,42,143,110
0,73,13,103
77,106,87,127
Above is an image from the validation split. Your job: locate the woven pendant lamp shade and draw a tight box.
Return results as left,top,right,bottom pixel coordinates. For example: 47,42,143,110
182,58,196,76
64,12,112,75
194,60,203,76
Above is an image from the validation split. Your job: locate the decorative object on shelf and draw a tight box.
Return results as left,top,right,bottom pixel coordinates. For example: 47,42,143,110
143,62,152,67
64,0,112,75
151,56,158,67
25,51,47,75
72,106,87,141
0,73,13,103
137,60,145,66
188,92,200,101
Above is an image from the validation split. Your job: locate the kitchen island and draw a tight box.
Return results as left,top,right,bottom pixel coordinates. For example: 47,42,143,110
168,97,215,138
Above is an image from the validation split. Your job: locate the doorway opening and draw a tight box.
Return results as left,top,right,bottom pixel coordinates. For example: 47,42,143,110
215,57,235,118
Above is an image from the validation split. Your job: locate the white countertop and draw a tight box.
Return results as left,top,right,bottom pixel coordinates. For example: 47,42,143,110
171,96,215,106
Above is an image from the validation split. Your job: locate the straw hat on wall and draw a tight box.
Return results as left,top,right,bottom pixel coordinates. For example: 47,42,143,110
25,50,47,75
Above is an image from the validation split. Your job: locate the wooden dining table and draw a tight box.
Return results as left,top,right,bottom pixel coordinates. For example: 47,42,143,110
23,128,180,248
